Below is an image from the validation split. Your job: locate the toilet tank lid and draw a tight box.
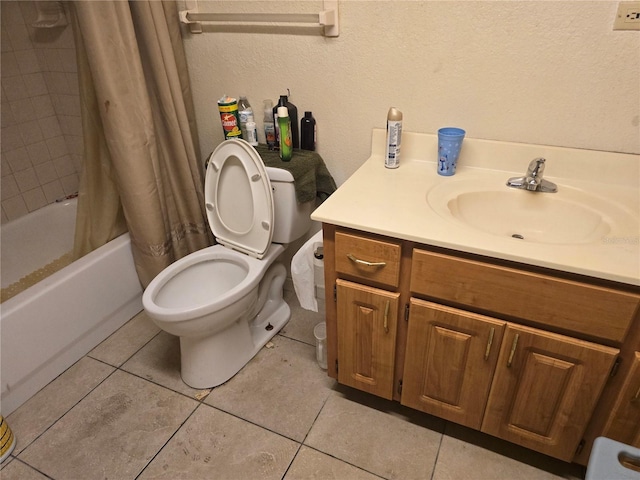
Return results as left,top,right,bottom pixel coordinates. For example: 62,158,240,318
265,166,294,183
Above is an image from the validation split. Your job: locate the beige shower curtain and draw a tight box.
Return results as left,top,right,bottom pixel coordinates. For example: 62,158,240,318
70,1,212,287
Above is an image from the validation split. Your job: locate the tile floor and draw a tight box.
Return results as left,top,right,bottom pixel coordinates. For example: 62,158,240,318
2,288,586,480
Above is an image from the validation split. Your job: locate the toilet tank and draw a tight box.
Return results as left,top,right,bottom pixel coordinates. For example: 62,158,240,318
266,167,313,244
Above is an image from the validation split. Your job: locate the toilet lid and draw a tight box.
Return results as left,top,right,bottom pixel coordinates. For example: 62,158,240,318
204,139,273,258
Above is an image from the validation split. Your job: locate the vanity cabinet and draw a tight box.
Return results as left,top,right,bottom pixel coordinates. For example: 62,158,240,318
481,324,618,461
336,280,399,399
401,299,505,429
333,230,403,400
601,352,640,447
323,225,640,463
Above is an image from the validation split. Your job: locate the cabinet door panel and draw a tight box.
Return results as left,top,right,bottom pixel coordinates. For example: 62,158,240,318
401,299,505,429
336,279,400,399
603,351,640,447
482,324,619,461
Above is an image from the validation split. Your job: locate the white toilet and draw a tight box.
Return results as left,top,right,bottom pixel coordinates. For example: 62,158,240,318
142,139,313,389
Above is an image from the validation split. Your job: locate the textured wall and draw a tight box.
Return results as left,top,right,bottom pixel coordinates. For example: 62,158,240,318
182,0,640,186
1,1,82,223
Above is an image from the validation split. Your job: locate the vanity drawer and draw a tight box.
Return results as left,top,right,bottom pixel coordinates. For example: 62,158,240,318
335,231,402,288
410,248,640,343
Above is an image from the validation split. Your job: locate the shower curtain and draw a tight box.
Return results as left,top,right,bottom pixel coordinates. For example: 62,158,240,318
70,1,212,287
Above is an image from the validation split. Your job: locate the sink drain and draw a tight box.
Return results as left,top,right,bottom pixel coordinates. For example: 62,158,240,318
511,233,525,240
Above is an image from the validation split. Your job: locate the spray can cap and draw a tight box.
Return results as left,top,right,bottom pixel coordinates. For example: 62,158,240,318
387,107,402,121
277,106,289,117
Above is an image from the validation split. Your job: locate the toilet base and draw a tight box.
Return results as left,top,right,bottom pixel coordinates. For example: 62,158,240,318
178,278,291,389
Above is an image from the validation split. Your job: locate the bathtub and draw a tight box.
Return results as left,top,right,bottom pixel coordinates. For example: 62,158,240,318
0,198,143,415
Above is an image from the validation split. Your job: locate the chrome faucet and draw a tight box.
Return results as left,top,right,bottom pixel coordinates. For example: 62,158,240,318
507,158,557,193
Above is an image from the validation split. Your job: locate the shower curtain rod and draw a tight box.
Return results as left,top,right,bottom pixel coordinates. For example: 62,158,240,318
178,0,339,37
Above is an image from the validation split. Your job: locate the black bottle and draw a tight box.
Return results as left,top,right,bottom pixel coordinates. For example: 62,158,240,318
273,95,299,149
301,111,316,151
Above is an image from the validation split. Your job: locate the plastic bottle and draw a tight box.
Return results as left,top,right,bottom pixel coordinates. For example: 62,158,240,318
301,111,316,151
245,120,258,146
278,106,293,161
263,100,276,149
238,96,254,140
385,107,403,169
273,94,299,149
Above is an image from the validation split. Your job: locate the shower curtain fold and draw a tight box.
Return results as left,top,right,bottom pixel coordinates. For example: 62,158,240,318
70,0,212,287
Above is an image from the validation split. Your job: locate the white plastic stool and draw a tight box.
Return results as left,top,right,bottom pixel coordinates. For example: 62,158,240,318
586,437,640,480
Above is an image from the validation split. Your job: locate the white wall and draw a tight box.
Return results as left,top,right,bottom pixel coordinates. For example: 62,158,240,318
182,1,639,186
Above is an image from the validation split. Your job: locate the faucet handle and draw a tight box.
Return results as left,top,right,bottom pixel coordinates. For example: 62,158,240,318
528,157,546,177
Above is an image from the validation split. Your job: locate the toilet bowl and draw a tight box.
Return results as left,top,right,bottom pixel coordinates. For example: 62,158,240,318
143,139,312,388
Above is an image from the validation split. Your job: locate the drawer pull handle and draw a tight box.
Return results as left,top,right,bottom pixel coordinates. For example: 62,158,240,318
383,300,390,333
347,253,386,268
507,333,519,368
484,327,495,360
632,385,640,403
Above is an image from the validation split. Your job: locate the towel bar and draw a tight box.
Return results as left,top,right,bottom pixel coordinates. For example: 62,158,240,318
179,0,339,37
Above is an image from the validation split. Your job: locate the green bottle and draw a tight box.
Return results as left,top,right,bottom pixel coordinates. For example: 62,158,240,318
277,106,293,161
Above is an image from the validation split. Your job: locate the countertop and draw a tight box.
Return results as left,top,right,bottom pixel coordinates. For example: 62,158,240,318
311,129,640,287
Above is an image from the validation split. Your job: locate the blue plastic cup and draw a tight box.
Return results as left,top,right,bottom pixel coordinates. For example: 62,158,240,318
437,127,466,176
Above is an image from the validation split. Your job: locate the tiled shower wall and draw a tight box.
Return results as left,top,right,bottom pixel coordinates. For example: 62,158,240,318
1,1,82,223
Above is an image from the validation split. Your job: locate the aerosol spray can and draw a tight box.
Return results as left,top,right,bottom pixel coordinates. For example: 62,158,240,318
385,107,403,168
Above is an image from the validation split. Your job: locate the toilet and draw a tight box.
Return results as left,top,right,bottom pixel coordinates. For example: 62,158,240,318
142,139,313,389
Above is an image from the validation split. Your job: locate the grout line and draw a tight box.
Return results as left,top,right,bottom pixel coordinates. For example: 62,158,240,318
429,422,447,480
2,456,55,479
8,359,120,458
134,403,202,480
287,392,388,480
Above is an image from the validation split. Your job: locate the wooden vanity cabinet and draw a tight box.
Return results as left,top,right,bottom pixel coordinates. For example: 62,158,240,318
336,280,399,399
333,230,404,400
599,351,640,448
481,324,618,461
323,225,640,463
401,299,505,429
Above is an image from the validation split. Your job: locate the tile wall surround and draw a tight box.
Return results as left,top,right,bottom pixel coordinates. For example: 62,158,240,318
1,1,83,223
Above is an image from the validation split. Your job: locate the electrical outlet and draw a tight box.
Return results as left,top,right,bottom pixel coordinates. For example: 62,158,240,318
613,1,640,30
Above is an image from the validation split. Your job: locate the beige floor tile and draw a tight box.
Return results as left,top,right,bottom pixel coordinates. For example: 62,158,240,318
139,404,299,480
18,370,198,480
89,310,160,366
305,392,443,480
205,335,337,442
7,356,115,453
121,331,205,398
284,445,382,480
0,459,49,479
432,422,585,480
281,287,326,346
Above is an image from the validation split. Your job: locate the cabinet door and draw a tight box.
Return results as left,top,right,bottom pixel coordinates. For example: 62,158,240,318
336,279,400,399
602,351,640,447
482,324,619,461
401,299,505,429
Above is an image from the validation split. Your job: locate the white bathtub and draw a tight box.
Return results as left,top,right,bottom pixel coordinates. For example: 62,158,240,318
0,199,143,415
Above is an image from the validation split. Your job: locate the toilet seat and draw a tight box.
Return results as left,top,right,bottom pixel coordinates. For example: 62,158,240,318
204,139,273,259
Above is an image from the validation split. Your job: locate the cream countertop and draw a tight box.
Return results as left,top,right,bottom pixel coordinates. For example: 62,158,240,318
311,129,640,287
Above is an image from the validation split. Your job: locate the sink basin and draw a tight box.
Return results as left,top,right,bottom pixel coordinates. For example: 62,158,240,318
427,179,638,245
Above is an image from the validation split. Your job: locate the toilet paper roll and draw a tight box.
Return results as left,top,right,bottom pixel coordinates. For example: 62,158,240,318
291,230,324,312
